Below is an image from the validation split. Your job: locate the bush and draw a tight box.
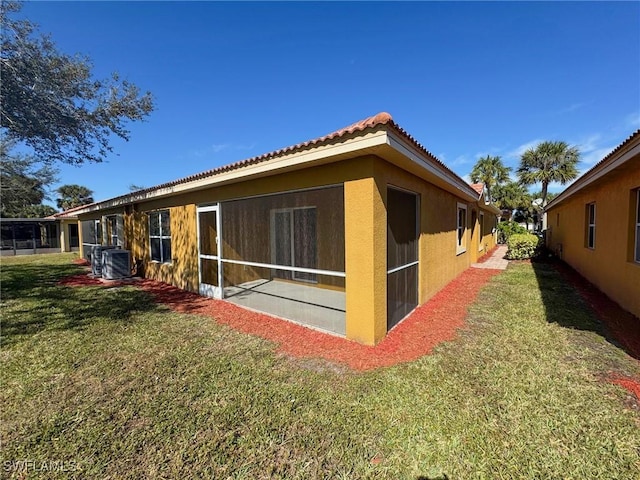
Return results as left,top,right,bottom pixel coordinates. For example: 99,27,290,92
496,221,526,244
506,233,541,260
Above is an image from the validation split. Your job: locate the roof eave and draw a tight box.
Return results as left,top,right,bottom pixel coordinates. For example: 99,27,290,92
545,139,640,211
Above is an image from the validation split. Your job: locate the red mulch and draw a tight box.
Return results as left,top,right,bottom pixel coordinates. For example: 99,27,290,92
551,260,640,400
610,376,640,401
57,268,501,371
57,274,137,288
552,261,640,360
477,245,499,263
72,258,90,266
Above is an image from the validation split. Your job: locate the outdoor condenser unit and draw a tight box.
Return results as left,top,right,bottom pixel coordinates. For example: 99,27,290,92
101,249,131,280
91,245,120,276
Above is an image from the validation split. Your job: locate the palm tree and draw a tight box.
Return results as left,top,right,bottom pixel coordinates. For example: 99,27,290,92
56,184,94,210
517,141,580,207
470,155,511,202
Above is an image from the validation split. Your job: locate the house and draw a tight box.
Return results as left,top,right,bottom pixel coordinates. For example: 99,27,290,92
545,130,640,319
53,205,87,253
69,112,500,345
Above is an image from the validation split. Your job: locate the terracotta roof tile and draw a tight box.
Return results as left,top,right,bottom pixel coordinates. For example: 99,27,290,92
54,203,96,218
470,183,484,196
70,112,477,213
545,129,640,210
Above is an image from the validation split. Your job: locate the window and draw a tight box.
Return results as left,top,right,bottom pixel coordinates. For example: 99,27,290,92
479,212,485,251
586,203,596,249
95,220,102,244
149,210,171,263
107,216,118,246
635,190,640,263
456,203,467,254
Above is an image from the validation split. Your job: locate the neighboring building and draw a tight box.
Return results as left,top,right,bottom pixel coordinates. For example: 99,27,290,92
0,218,61,256
67,113,500,345
545,130,640,319
53,205,89,254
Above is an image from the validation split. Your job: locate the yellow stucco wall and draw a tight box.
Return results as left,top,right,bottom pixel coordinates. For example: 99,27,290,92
344,160,387,345
546,157,640,318
477,208,497,256
81,154,491,344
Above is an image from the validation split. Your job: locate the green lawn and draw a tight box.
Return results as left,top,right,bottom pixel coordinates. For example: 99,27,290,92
1,253,639,479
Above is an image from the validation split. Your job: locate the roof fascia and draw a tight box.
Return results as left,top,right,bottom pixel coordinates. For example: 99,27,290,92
384,130,479,202
72,130,389,215
545,140,640,211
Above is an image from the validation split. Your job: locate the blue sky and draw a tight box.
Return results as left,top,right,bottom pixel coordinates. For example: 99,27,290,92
19,1,640,207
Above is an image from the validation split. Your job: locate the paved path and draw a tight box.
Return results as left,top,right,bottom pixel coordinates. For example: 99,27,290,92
472,244,509,270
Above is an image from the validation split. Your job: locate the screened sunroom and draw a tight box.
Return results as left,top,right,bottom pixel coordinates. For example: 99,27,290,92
0,218,60,256
196,185,346,335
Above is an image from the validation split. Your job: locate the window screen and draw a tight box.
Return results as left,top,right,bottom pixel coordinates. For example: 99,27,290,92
387,187,419,331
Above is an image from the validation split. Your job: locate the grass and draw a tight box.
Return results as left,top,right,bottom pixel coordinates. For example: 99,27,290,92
1,253,639,479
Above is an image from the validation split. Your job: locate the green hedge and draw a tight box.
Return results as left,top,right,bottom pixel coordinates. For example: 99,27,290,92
506,233,541,260
497,221,526,244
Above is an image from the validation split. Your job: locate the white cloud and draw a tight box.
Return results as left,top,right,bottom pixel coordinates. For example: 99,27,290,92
625,111,640,129
581,146,615,166
574,133,601,154
188,142,256,159
506,139,543,159
554,102,586,115
451,155,470,166
190,143,230,157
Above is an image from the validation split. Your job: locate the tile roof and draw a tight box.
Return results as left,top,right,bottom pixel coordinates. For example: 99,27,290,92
470,183,484,196
58,112,479,215
545,129,640,210
53,203,93,218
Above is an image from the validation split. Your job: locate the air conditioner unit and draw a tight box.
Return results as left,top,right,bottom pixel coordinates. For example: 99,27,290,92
91,245,120,276
101,249,131,280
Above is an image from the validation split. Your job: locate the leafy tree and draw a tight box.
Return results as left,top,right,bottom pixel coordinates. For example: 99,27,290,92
56,184,94,210
20,204,57,218
493,181,528,219
0,140,58,217
517,141,580,207
129,184,146,192
513,193,538,231
470,155,511,202
0,1,154,165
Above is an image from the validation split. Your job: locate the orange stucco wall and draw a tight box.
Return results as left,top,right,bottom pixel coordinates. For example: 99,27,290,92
546,156,640,318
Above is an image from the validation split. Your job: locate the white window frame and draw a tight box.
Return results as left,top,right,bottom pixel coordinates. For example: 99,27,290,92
107,215,118,246
149,210,172,264
456,202,467,255
586,203,596,249
635,190,640,263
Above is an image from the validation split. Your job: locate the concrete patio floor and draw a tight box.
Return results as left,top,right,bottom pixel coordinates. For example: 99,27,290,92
224,279,346,335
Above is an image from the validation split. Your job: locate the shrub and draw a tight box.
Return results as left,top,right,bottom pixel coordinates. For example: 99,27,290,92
506,233,541,260
497,221,526,244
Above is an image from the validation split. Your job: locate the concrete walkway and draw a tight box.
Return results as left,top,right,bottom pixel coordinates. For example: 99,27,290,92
472,244,509,270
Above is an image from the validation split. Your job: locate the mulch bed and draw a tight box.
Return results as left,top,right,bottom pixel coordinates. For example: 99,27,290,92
552,261,640,360
57,268,501,371
551,260,640,400
476,244,499,263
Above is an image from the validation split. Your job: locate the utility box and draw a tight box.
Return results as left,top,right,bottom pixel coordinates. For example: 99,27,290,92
91,245,120,276
102,249,131,280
